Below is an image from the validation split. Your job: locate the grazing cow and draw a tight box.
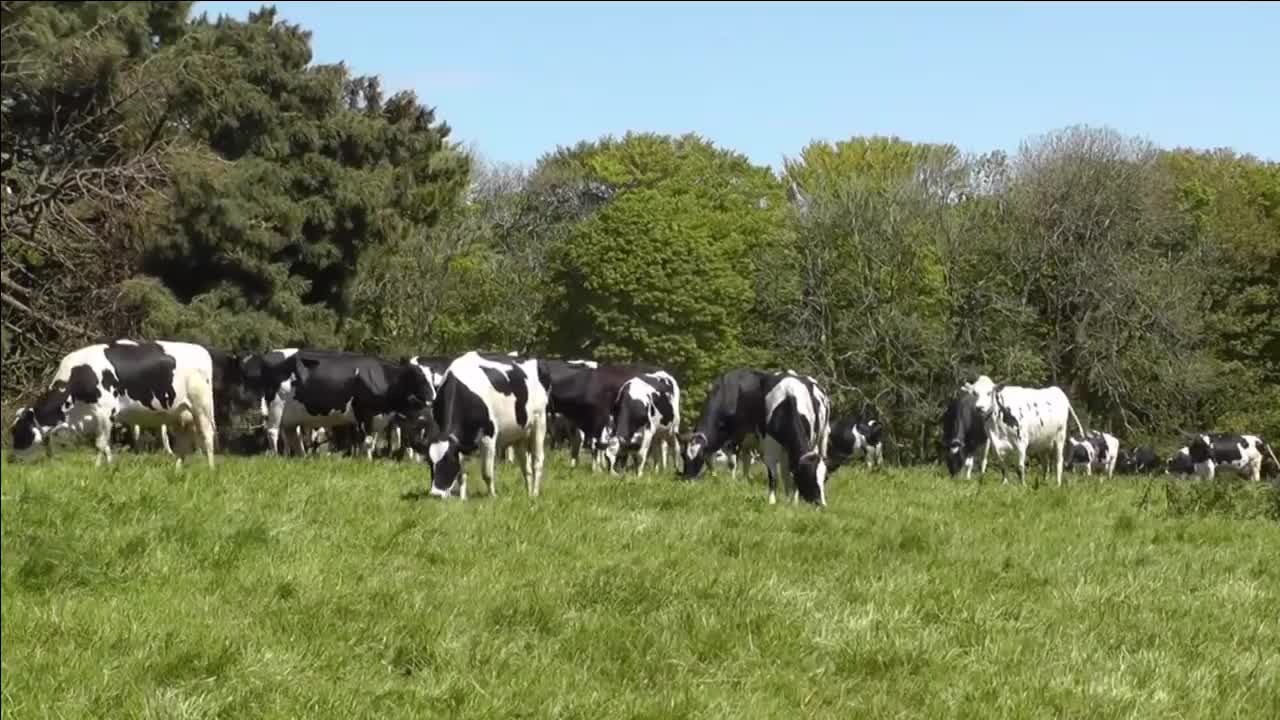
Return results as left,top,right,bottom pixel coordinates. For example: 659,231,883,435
962,375,1086,487
940,393,989,479
1187,433,1276,482
761,372,831,506
239,349,434,458
828,417,884,473
538,359,658,471
10,340,216,467
1117,445,1161,475
1087,430,1120,479
604,371,681,476
681,368,775,479
426,351,549,499
1067,436,1096,474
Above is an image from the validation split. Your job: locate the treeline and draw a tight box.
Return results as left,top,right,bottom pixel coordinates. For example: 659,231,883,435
3,2,1277,460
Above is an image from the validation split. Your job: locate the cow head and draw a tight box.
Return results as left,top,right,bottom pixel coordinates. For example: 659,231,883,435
944,439,967,477
962,375,998,418
9,382,72,456
426,434,463,498
1187,434,1213,464
792,449,828,507
681,433,709,478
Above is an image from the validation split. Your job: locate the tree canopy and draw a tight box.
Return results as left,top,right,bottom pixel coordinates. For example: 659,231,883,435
3,3,1276,455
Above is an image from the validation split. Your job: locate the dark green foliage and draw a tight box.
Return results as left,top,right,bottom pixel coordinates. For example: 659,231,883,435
2,3,1276,451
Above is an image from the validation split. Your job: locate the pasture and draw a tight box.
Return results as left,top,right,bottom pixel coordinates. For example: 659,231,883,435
2,453,1277,719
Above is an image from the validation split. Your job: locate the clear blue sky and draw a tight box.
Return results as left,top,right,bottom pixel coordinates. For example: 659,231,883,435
193,1,1278,169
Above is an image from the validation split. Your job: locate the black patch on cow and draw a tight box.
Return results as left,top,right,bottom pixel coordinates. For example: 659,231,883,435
67,364,102,405
1070,442,1092,465
998,404,1018,429
644,373,675,398
102,342,178,409
652,392,674,426
481,365,529,427
34,381,70,427
433,374,497,454
613,397,650,449
1189,434,1245,465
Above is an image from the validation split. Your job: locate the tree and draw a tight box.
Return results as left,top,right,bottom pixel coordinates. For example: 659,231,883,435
545,132,786,404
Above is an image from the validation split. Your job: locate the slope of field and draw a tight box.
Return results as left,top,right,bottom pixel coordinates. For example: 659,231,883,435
2,453,1277,719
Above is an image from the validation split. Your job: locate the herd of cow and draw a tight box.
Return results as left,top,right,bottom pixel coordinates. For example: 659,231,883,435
8,339,1279,505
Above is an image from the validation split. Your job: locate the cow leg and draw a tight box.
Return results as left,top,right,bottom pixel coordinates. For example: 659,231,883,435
160,424,173,455
195,412,216,469
518,441,534,492
531,415,547,497
979,442,989,476
763,439,784,505
963,455,975,480
1054,443,1065,488
93,416,114,467
569,430,583,468
478,437,497,497
1016,446,1028,487
635,429,655,478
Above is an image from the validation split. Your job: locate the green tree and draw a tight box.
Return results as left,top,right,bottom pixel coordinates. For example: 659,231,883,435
545,132,786,399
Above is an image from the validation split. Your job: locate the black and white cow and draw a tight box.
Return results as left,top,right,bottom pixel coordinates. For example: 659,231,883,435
1166,446,1195,476
828,417,884,473
1066,430,1120,479
681,368,775,480
239,349,434,458
940,393,988,479
962,374,1086,487
604,371,681,476
761,372,831,506
10,340,217,467
538,359,659,472
426,351,549,499
1117,445,1161,474
1186,432,1277,482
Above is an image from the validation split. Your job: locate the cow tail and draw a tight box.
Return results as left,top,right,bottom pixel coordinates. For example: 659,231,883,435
1067,403,1086,439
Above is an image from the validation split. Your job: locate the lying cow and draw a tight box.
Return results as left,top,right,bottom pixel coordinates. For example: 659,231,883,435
1187,432,1277,482
940,393,988,479
604,371,681,476
1117,445,1161,475
828,417,884,473
962,374,1086,487
10,340,217,467
425,351,549,499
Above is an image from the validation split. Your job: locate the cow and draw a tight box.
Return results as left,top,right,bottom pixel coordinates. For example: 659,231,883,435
604,371,681,476
537,359,659,472
962,375,1086,487
1086,430,1120,479
940,393,988,479
761,372,831,506
681,368,775,480
1117,445,1161,474
828,417,884,473
9,340,217,467
1166,446,1195,475
425,351,549,499
1067,436,1096,475
1187,433,1276,482
239,349,434,459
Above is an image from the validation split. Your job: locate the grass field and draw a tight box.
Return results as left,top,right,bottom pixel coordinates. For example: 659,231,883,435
2,451,1278,719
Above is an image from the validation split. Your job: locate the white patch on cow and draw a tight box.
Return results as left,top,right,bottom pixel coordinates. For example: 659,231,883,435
568,359,599,369
428,439,450,465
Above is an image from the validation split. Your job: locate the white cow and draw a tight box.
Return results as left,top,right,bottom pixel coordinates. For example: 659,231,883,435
963,375,1085,487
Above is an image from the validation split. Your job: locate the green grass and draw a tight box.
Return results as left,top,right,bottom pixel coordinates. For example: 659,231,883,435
3,451,1278,719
